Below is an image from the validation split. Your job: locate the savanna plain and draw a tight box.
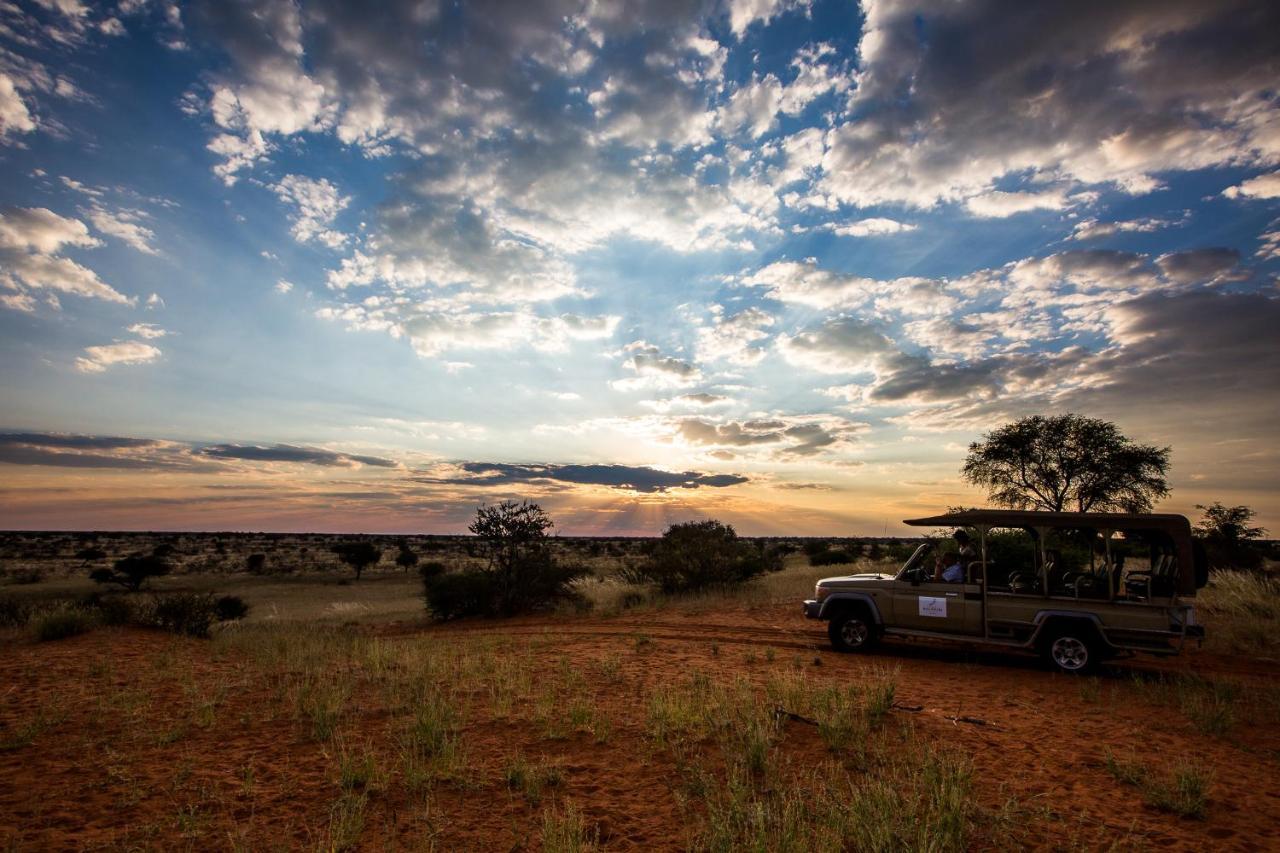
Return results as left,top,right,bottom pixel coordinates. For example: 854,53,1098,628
2,532,1279,851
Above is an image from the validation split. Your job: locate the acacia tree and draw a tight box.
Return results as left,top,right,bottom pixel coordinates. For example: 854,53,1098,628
332,540,382,581
90,554,170,592
961,414,1170,513
423,501,587,619
1194,502,1267,570
395,541,419,572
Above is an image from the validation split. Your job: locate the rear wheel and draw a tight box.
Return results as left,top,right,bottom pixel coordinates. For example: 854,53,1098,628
828,609,878,653
1042,625,1099,674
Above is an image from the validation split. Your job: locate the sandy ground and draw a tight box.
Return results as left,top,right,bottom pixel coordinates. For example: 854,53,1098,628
2,601,1278,851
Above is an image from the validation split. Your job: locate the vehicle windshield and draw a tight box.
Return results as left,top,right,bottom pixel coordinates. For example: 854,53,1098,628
895,543,935,580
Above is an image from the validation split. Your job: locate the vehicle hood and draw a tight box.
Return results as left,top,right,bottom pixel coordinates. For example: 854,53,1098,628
821,573,895,584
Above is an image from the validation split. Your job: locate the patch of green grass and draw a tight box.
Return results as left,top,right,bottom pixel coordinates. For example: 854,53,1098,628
33,606,94,641
693,750,976,853
504,752,565,805
0,709,64,752
541,802,598,853
321,791,367,852
1103,749,1211,819
336,742,385,793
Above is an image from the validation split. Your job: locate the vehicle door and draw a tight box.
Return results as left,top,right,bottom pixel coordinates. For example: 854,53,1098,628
892,576,983,635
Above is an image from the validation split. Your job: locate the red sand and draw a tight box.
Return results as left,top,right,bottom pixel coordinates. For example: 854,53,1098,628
2,603,1278,850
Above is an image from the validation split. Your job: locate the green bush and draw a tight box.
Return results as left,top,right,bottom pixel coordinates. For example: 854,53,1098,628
90,553,170,592
34,607,94,641
627,520,782,593
809,549,856,567
422,501,587,619
7,567,44,585
0,595,31,628
151,593,218,638
86,593,143,626
418,561,447,580
214,594,250,621
423,570,496,620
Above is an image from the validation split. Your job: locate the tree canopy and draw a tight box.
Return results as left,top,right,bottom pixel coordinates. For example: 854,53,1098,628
961,414,1170,513
1195,502,1267,570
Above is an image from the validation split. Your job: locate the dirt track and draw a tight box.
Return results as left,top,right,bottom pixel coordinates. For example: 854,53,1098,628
2,602,1278,850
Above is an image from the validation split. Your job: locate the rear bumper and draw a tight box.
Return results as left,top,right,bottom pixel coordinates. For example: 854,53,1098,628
803,599,822,620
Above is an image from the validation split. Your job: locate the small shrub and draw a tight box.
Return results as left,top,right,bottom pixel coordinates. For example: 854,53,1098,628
151,593,218,638
90,593,142,626
418,561,447,580
34,607,94,641
809,549,856,567
245,553,267,574
423,570,495,620
214,595,250,622
626,520,779,593
0,595,30,628
7,567,44,585
90,554,170,592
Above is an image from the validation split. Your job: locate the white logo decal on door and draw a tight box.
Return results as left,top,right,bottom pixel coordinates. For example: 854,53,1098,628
918,596,947,618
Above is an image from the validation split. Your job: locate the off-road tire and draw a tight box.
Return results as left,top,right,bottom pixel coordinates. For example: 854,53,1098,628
828,609,878,653
1041,624,1099,674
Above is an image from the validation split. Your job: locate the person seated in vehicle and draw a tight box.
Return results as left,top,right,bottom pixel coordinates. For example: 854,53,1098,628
932,550,965,583
953,530,976,563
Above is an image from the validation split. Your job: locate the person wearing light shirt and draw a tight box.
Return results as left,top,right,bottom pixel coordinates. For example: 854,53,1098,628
933,550,965,583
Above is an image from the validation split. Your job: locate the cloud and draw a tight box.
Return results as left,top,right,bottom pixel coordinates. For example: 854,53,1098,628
965,187,1072,218
85,206,158,255
0,206,99,252
275,279,293,293
696,306,774,365
612,341,701,391
821,0,1280,210
829,218,916,237
0,432,397,472
726,0,808,38
271,174,349,248
1069,216,1177,241
0,207,131,307
0,433,210,470
74,340,161,373
776,316,904,375
199,443,397,468
0,72,36,140
419,461,748,494
1222,171,1280,200
126,323,166,339
676,415,866,458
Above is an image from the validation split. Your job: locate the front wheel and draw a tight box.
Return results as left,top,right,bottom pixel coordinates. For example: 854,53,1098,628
828,611,878,653
1042,628,1098,674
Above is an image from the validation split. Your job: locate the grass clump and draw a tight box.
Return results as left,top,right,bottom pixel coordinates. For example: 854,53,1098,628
1197,570,1280,656
321,791,367,852
33,605,94,641
541,802,598,853
1103,749,1210,818
504,752,565,805
693,751,975,853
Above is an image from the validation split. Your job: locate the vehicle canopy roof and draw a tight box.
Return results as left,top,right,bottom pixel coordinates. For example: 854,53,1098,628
903,509,1191,537
902,509,1200,595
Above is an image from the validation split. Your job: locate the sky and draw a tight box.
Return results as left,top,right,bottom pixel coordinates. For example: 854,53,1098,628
0,0,1278,536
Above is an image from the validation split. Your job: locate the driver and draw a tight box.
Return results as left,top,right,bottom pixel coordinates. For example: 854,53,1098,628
933,550,964,583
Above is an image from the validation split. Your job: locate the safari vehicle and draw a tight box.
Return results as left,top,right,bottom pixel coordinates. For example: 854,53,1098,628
803,510,1207,673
